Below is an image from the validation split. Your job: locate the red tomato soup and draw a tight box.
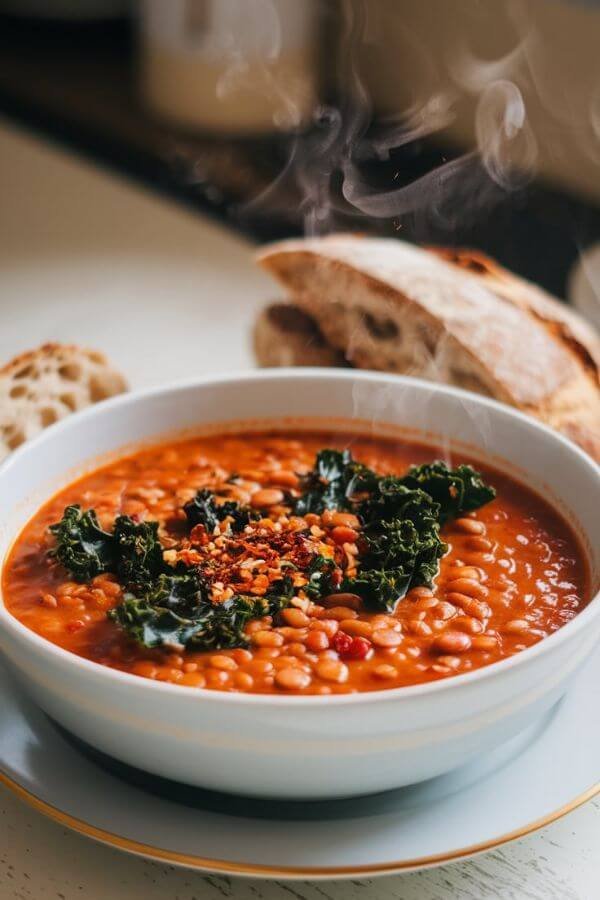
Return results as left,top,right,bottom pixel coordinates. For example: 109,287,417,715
2,431,589,695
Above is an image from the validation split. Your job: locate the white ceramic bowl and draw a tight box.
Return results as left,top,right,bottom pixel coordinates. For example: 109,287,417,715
0,370,599,800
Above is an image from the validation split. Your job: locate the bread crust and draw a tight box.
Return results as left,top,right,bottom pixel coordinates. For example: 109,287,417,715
0,343,127,461
428,246,600,385
257,236,600,460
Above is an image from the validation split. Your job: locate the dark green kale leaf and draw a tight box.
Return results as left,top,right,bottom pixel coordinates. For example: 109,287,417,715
294,449,377,515
343,462,494,613
138,570,208,613
183,489,254,532
49,505,115,582
303,553,338,600
113,516,165,587
358,477,437,523
50,507,167,588
344,488,446,613
110,571,293,651
110,597,190,649
50,503,296,652
109,570,243,649
264,574,295,606
342,567,413,611
292,450,495,614
360,514,445,579
400,461,496,524
110,595,251,650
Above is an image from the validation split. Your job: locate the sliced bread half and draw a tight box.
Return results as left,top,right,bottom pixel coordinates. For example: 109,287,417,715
256,235,600,460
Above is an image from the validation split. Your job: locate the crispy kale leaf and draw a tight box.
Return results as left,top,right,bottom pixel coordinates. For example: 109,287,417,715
294,449,377,515
344,485,447,613
109,571,208,648
49,505,115,581
294,452,495,524
109,572,292,650
183,488,254,532
342,567,413,611
400,461,496,524
360,512,444,581
49,506,164,586
303,553,338,600
310,456,495,614
113,516,164,587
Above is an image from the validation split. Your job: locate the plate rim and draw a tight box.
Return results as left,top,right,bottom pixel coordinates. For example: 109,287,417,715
2,770,598,880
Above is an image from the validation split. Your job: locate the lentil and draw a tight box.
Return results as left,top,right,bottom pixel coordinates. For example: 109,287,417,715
504,619,531,633
316,659,349,683
445,578,489,599
372,628,404,647
454,518,486,535
432,632,472,654
281,608,310,628
373,664,398,679
250,488,285,508
305,630,330,652
321,592,362,610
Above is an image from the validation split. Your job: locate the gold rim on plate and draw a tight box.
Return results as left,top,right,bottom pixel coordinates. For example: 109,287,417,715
1,770,599,878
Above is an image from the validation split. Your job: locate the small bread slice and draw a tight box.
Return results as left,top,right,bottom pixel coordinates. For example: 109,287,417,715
257,235,600,460
0,343,127,462
254,302,346,368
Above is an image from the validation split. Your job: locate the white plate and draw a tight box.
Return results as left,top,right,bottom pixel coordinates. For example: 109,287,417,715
1,650,598,880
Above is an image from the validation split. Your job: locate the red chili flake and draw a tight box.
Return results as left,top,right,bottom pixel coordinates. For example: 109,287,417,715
189,524,209,546
175,548,202,566
330,568,343,588
333,632,372,660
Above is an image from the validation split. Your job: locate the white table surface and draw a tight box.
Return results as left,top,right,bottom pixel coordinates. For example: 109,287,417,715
0,117,599,900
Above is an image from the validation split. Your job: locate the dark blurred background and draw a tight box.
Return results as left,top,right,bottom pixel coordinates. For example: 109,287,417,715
0,0,599,306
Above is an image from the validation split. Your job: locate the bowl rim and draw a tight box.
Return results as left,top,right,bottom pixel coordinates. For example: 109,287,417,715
0,367,598,707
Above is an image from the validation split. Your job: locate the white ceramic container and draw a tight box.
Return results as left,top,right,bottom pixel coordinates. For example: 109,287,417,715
0,370,598,800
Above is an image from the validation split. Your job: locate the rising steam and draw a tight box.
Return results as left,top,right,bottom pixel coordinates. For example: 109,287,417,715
231,0,598,238
474,80,537,190
336,0,540,226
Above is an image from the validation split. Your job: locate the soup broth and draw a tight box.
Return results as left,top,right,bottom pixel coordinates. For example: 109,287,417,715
3,431,588,695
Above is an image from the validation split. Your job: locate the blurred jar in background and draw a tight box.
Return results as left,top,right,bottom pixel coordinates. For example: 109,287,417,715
139,0,319,135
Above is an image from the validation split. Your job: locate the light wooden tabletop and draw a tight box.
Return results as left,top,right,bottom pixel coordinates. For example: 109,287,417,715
0,117,598,900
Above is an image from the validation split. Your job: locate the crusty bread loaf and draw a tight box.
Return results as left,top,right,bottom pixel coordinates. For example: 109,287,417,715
254,302,346,368
0,343,127,462
256,235,600,460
